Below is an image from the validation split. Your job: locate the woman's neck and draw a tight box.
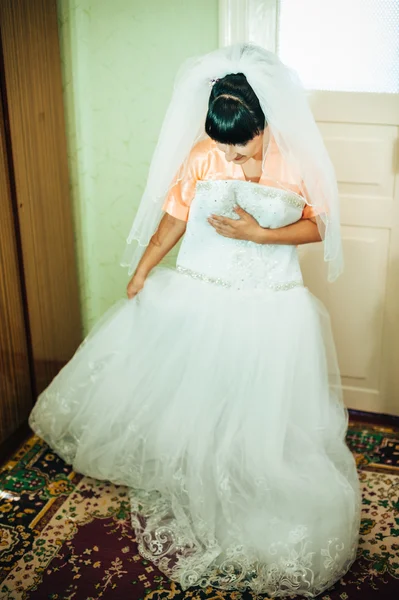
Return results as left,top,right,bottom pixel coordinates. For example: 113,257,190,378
240,157,263,183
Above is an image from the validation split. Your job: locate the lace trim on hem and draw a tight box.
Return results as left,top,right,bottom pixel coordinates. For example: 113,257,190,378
129,487,361,598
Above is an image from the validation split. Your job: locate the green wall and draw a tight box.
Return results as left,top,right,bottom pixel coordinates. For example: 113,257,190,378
57,0,219,333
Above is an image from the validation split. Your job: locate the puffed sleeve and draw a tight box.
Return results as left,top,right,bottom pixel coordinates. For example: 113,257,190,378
299,181,327,220
162,145,206,222
301,203,318,220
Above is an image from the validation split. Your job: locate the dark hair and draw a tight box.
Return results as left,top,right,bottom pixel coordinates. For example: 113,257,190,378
205,73,266,146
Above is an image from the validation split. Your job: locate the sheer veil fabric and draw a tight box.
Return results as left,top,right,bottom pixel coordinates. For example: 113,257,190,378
120,42,343,282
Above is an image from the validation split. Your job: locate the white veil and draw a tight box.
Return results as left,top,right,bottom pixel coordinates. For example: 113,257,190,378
120,43,343,282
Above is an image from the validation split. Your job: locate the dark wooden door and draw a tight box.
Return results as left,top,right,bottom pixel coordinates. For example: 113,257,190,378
0,80,34,448
0,0,82,457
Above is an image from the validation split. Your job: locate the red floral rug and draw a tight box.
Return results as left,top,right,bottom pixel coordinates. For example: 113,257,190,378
0,417,398,599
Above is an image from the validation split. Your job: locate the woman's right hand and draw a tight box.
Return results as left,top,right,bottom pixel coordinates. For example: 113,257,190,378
127,272,146,299
125,214,186,300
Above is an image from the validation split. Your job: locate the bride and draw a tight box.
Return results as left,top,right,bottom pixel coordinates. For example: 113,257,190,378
29,43,362,597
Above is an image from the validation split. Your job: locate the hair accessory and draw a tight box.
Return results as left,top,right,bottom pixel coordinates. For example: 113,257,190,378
121,43,343,283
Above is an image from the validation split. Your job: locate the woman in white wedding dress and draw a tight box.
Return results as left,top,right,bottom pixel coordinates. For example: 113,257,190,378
29,43,361,597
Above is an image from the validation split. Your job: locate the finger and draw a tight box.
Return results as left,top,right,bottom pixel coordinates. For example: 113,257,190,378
209,215,237,227
208,217,225,229
208,217,236,236
234,205,252,220
209,215,227,225
213,224,235,238
234,205,246,216
209,218,231,231
218,230,235,238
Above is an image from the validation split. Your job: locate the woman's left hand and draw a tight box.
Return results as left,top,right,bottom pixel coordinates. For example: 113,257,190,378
208,205,265,243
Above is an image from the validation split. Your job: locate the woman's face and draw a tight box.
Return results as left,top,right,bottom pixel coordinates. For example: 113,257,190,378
214,127,268,165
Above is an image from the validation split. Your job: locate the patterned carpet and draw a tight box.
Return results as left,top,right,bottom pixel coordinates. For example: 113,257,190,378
0,417,398,600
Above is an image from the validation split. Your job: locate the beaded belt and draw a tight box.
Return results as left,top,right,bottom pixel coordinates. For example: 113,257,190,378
176,265,303,292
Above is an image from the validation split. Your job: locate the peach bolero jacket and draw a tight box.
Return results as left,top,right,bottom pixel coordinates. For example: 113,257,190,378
162,136,317,222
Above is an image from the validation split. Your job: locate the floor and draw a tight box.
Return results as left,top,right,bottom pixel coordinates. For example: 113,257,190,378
0,413,398,600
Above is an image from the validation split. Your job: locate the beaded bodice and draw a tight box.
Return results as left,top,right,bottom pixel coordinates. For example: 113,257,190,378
176,180,306,291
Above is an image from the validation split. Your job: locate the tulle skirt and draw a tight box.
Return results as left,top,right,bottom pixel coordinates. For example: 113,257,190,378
29,267,361,597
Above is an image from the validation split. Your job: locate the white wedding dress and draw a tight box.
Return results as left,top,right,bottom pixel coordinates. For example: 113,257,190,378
29,179,362,597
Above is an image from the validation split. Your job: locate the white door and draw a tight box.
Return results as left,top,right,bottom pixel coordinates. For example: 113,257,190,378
220,0,399,416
